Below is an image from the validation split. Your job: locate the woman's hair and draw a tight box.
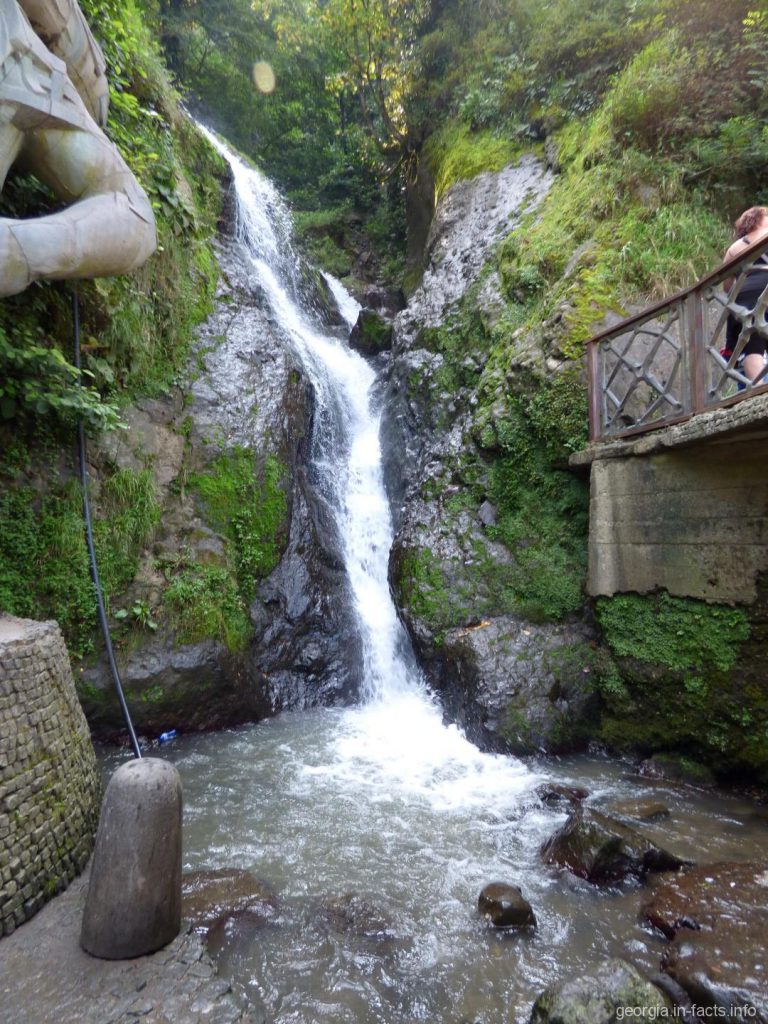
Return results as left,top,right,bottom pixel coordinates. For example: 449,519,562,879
734,206,768,239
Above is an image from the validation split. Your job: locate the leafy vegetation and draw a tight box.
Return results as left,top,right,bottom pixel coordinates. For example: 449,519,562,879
0,0,224,414
597,593,750,674
0,448,160,658
190,448,288,602
594,592,766,780
163,567,252,652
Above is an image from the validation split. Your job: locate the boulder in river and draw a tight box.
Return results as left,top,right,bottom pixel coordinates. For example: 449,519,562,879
529,958,672,1023
536,783,590,809
641,861,768,1020
541,807,690,884
478,882,536,930
638,754,716,789
317,892,396,940
609,799,670,823
182,867,280,933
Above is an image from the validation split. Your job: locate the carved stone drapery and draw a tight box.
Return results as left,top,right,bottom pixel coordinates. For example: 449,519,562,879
0,0,156,297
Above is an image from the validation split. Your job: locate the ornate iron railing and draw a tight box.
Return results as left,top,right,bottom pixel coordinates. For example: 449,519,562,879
586,234,768,441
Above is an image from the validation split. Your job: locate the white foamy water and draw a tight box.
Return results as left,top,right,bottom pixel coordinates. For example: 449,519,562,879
323,271,362,328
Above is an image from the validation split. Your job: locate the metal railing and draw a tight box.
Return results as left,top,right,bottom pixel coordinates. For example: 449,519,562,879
586,234,768,442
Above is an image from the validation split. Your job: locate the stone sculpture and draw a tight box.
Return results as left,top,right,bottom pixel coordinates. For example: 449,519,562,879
0,0,156,297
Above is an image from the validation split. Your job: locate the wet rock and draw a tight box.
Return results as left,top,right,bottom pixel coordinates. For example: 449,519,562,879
81,636,272,739
609,799,670,823
297,260,345,327
417,614,599,754
541,807,690,884
182,868,280,932
529,958,672,1023
349,308,393,356
360,284,406,317
400,156,553,330
205,906,278,963
536,783,590,808
638,755,716,789
251,476,363,711
317,893,396,940
478,882,536,930
641,862,768,1020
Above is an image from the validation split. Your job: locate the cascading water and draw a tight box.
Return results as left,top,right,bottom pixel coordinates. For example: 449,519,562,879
199,124,527,769
138,130,768,1024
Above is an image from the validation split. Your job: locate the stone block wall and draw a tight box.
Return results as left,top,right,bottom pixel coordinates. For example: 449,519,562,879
0,616,101,937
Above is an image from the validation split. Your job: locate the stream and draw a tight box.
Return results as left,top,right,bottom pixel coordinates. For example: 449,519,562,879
105,130,768,1023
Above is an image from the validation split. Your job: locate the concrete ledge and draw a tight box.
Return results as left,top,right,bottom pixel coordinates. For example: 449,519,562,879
586,446,768,603
571,392,768,467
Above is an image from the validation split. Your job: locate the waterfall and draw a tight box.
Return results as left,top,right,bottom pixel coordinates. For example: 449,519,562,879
201,126,421,703
197,124,536,812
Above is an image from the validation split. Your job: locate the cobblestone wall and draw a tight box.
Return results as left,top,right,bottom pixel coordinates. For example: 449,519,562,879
0,615,101,937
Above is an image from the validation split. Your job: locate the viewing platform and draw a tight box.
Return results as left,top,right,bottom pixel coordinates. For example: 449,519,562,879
573,237,768,605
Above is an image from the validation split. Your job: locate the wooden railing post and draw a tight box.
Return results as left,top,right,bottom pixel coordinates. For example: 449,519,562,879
587,339,600,442
687,289,706,417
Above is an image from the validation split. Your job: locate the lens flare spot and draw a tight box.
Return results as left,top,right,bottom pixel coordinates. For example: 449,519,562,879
253,61,276,94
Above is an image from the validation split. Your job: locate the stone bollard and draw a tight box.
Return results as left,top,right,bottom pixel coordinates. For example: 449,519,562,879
80,757,182,959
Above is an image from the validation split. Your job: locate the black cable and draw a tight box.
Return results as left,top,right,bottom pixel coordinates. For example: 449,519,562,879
72,286,142,759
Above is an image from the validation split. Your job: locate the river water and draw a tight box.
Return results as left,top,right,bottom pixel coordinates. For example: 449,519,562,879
104,130,768,1022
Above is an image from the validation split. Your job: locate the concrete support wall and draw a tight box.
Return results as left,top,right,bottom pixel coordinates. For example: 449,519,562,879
588,444,768,603
0,616,101,937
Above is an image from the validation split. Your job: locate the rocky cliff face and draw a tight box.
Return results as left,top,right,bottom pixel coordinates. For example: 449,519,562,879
382,157,599,754
81,190,361,739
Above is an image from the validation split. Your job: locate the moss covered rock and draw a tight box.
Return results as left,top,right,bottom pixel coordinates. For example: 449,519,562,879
349,309,393,356
530,958,672,1024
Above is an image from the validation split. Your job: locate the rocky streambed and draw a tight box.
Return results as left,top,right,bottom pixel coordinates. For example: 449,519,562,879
91,733,768,1024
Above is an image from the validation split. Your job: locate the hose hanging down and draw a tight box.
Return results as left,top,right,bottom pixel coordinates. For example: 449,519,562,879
72,287,142,759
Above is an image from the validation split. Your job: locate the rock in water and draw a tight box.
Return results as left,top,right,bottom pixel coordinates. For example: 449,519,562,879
530,958,672,1023
541,807,689,884
182,868,280,932
80,757,182,959
478,882,536,930
641,861,768,1020
536,783,590,808
317,892,395,940
609,799,670,823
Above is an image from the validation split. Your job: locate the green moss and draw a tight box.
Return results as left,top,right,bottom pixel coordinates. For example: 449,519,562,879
597,593,750,673
595,592,765,780
162,567,251,652
478,371,589,621
354,311,393,355
424,122,521,203
391,547,454,643
190,448,288,603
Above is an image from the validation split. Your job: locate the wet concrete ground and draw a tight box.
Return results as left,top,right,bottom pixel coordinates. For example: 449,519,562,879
0,868,265,1024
